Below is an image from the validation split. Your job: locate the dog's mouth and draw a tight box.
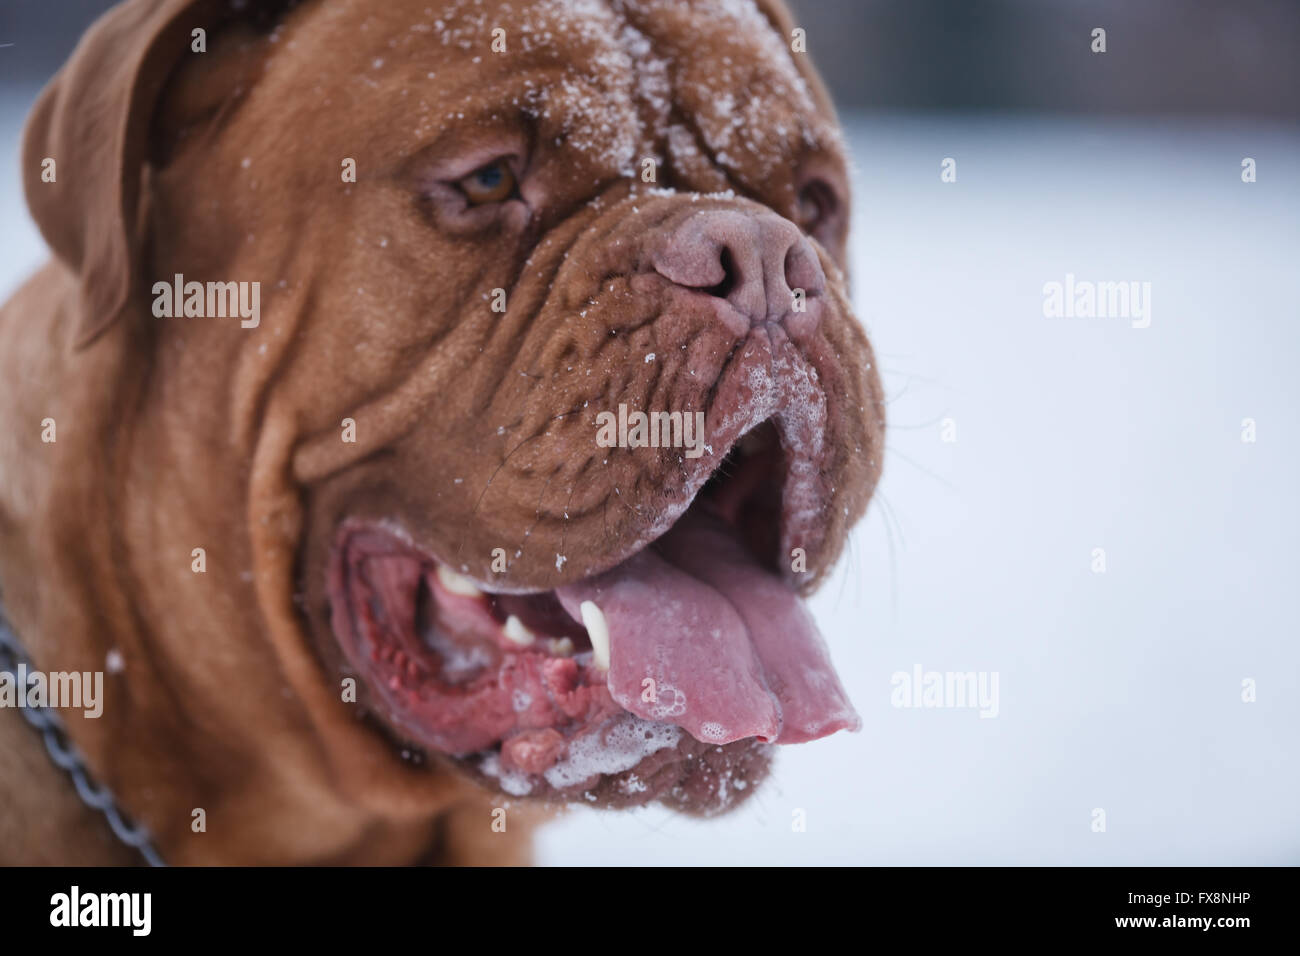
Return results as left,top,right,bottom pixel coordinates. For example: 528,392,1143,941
327,418,859,813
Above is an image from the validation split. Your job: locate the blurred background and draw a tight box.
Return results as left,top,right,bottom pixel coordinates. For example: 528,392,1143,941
2,1,1297,864
4,0,1299,115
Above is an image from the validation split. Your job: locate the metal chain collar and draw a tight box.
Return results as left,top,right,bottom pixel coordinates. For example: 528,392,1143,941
0,606,166,867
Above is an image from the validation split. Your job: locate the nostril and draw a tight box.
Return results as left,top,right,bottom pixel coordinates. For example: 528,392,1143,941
783,238,826,299
704,246,739,300
782,245,798,294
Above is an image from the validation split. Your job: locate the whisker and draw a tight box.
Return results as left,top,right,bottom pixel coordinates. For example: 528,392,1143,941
874,490,901,620
883,445,957,494
879,366,953,390
883,378,911,406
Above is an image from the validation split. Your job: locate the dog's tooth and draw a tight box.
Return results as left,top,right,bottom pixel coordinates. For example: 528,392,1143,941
502,615,536,647
579,601,610,671
549,637,575,658
436,564,483,598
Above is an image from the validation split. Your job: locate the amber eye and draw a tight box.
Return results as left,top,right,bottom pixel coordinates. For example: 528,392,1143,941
456,158,518,205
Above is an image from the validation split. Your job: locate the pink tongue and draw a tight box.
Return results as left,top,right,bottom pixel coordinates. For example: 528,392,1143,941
555,509,860,745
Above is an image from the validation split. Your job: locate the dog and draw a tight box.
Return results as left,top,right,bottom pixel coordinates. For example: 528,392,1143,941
0,0,884,865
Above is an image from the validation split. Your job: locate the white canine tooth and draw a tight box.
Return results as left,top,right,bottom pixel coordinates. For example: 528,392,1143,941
579,600,610,671
436,564,483,598
502,615,536,647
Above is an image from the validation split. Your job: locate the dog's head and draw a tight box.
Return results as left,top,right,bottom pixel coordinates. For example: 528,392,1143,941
24,0,884,827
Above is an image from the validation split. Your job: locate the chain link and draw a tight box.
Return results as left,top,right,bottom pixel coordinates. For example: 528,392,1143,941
0,610,166,867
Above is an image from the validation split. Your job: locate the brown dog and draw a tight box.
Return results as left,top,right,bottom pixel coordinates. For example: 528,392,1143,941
0,0,884,865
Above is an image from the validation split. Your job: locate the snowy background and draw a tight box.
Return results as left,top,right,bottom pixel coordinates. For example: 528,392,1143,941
3,1,1298,865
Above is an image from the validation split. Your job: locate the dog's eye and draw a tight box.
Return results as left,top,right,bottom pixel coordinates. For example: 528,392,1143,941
456,159,518,205
794,179,839,239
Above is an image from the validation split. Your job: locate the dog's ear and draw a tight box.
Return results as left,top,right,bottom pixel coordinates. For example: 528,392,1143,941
21,0,223,349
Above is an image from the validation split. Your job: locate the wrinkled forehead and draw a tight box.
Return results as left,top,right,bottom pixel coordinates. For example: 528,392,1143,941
307,0,841,182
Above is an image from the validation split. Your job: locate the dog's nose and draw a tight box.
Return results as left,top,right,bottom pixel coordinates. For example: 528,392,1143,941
651,209,826,336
